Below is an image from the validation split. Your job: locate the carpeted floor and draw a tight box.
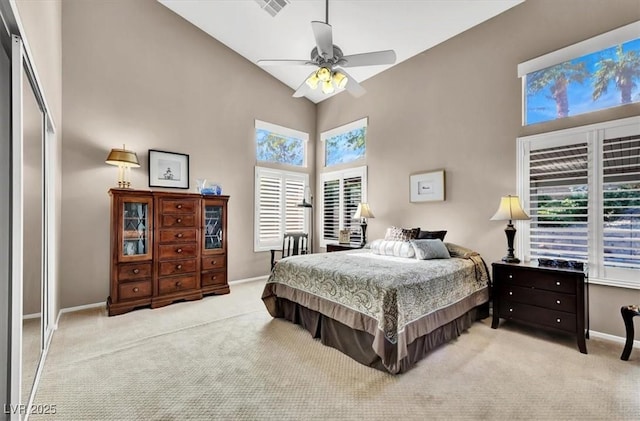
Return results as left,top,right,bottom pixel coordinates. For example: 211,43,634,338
32,280,639,420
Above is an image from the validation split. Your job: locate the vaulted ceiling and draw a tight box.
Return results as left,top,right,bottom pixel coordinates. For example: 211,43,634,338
158,0,524,103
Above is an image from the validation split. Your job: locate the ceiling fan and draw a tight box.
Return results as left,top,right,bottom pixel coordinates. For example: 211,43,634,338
257,0,397,98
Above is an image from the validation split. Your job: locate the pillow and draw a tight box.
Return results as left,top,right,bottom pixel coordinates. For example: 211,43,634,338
417,230,447,241
369,239,416,258
384,226,420,241
410,239,451,260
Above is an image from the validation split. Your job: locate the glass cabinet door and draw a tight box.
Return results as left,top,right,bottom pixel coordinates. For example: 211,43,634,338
121,199,151,259
203,204,223,251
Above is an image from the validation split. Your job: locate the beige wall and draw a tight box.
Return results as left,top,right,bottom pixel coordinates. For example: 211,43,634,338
316,0,640,337
60,0,316,308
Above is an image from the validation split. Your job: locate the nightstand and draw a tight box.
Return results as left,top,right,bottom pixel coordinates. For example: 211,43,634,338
326,243,363,252
491,261,589,354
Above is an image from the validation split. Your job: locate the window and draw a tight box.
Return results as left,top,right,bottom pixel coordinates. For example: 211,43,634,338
254,167,308,252
255,120,308,167
518,116,640,288
320,166,367,247
519,22,640,125
322,118,367,167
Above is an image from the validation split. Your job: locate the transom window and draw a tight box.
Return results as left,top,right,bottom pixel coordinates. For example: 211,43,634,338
322,117,367,167
255,120,308,167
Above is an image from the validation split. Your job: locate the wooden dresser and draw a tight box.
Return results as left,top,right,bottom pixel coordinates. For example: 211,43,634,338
491,261,589,353
108,189,229,316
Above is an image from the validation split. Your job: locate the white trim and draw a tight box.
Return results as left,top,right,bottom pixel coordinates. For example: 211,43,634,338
320,117,368,141
255,119,309,142
517,21,640,77
589,329,640,348
228,275,268,284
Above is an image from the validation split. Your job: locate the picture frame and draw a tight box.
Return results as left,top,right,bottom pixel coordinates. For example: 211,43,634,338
410,169,445,203
338,229,351,244
148,149,189,189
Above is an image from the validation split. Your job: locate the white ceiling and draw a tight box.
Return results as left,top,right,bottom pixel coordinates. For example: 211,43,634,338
158,0,524,103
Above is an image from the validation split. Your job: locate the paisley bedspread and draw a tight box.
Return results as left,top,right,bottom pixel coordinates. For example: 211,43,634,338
262,244,490,373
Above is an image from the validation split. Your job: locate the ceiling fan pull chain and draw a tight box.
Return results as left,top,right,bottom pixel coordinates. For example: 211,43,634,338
325,0,329,24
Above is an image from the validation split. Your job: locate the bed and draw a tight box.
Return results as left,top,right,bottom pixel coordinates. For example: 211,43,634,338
261,241,491,374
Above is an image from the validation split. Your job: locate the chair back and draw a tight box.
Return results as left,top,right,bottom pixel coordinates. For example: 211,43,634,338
282,232,309,258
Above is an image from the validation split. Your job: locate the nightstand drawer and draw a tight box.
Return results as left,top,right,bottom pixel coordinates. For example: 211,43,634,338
159,198,198,214
158,275,197,295
494,266,577,294
158,258,197,276
202,255,225,270
499,300,576,333
118,280,152,300
498,285,576,313
158,243,198,260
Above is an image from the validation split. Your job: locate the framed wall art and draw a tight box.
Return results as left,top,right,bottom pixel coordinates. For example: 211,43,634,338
148,149,189,189
410,169,445,203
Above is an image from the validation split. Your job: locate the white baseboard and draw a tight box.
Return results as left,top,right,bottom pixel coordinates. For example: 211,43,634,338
589,329,640,347
229,275,268,284
56,301,105,325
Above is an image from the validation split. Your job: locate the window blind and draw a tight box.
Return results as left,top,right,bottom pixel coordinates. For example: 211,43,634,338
320,166,366,246
323,179,340,241
343,176,362,243
529,143,589,262
602,135,640,270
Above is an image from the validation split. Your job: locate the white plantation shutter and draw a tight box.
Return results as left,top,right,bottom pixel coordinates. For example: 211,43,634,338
320,166,367,246
520,116,640,288
528,143,590,262
602,135,640,270
254,167,308,251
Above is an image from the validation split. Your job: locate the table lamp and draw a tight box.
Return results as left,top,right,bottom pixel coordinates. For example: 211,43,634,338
490,195,530,263
353,203,375,247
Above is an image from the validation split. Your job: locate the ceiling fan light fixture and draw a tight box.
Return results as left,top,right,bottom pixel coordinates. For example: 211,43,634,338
317,67,331,82
332,71,348,89
305,72,320,89
321,79,335,94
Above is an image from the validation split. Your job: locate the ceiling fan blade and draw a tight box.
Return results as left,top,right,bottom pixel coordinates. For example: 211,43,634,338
257,59,313,66
337,69,366,97
292,74,314,98
340,50,397,68
311,21,333,60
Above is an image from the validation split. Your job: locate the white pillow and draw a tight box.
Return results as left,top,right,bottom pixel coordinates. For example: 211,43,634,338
410,239,451,260
369,239,416,258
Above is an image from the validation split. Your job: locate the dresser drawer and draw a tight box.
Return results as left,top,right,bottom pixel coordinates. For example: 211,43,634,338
499,300,576,333
498,285,576,313
161,214,196,228
158,275,197,295
158,228,197,243
118,262,152,281
159,198,198,214
494,266,577,294
158,243,198,260
201,270,226,287
202,255,225,270
118,280,152,300
158,258,197,276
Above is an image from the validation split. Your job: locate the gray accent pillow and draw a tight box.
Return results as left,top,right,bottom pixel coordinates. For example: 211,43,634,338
410,239,451,260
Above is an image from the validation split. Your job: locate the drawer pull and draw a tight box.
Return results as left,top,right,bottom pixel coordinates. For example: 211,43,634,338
556,300,561,304
175,281,182,287
176,233,183,238
556,318,561,323
212,260,217,265
556,281,561,286
508,274,513,279
133,268,140,274
177,218,183,223
212,275,217,280
177,248,183,253
509,308,513,312
176,204,183,209
133,287,139,293
176,264,182,270
509,291,513,296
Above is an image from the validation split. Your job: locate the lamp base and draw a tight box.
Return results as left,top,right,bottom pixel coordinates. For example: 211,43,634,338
502,256,520,264
360,221,367,247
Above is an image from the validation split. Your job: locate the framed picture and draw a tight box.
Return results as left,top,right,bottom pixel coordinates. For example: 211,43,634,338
338,229,351,244
410,169,445,202
148,149,189,189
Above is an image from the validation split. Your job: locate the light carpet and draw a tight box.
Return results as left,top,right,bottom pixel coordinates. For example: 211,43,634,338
32,280,639,420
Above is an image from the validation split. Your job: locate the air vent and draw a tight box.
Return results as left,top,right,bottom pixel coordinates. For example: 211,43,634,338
255,0,290,17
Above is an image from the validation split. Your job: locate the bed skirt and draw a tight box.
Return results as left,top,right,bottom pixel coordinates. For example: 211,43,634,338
271,297,489,374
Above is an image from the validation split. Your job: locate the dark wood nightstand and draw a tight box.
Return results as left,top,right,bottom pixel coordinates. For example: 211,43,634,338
491,261,589,354
326,243,363,252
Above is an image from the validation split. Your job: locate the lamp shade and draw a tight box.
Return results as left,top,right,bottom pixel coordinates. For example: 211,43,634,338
353,203,375,219
105,147,140,168
490,195,530,221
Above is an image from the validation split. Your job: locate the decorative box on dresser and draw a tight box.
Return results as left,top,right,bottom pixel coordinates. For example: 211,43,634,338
491,261,589,354
108,189,230,316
